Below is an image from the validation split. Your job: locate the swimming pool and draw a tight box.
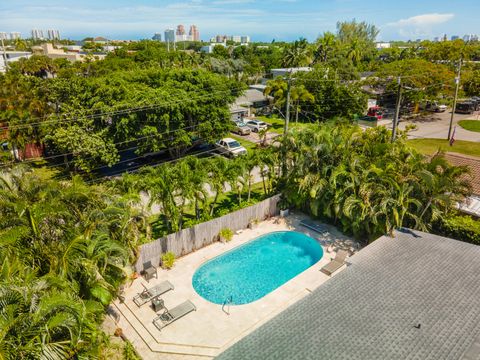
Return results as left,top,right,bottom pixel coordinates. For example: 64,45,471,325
192,231,323,305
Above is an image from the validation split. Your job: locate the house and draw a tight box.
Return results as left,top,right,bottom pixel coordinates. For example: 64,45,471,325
0,51,32,73
230,104,249,122
232,88,272,117
217,229,480,360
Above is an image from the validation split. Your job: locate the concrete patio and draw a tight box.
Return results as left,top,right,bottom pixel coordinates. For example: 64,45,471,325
109,212,358,359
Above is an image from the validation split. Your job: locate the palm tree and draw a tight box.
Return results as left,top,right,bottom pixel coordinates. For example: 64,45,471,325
346,39,363,65
282,38,312,68
206,156,229,216
314,32,337,63
290,85,315,123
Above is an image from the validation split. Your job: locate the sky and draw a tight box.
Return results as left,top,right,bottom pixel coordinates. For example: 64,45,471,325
1,0,479,42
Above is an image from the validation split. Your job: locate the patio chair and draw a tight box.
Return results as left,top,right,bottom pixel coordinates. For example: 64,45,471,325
142,260,158,282
132,280,174,307
320,249,348,276
153,300,196,331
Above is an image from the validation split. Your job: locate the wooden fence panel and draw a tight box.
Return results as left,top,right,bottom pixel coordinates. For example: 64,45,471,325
135,195,280,272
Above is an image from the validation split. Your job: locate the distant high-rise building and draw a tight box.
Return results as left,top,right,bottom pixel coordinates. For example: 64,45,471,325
31,29,44,40
10,32,21,40
47,29,60,40
176,25,185,36
152,33,162,41
442,34,448,42
189,25,200,41
471,34,479,42
164,29,175,43
241,36,250,43
433,37,440,42
451,35,459,41
0,32,7,41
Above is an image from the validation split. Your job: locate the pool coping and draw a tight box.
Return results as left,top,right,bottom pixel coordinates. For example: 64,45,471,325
192,230,325,305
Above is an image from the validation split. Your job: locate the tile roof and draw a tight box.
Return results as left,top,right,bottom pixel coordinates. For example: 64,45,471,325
444,152,480,196
216,229,480,360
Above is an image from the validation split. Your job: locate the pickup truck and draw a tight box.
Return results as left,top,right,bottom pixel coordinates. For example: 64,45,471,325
215,138,247,157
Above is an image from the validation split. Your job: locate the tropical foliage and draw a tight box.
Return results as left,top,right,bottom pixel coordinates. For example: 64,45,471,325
0,166,148,358
281,123,471,242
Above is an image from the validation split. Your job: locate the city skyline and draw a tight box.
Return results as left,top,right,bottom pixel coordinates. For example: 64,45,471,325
0,0,479,41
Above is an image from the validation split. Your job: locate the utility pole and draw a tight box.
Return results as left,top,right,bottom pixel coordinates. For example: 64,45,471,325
284,70,292,135
391,77,402,142
448,59,462,141
1,36,8,72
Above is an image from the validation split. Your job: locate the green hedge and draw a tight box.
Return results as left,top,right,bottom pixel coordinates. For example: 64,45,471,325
436,215,480,246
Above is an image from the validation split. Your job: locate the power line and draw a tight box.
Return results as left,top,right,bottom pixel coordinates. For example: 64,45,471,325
0,85,246,130
0,124,200,170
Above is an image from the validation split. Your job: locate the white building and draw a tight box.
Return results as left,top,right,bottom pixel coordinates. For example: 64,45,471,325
241,36,250,43
375,42,391,49
31,29,44,40
47,29,60,40
200,43,226,54
10,32,21,40
0,32,7,40
0,51,32,73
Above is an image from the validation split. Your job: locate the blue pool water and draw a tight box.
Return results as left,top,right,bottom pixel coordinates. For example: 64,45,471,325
192,231,323,305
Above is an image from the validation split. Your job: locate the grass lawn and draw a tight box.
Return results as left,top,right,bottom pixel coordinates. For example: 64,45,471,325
458,120,480,133
229,134,257,150
256,115,313,134
408,138,480,158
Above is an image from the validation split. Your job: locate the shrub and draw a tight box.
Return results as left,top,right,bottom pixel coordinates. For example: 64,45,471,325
436,215,480,245
161,252,176,269
219,228,234,242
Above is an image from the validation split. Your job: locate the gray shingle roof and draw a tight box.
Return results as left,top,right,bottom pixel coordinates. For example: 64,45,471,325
216,229,480,360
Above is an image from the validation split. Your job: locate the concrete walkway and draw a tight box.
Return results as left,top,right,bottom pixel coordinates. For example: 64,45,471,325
108,213,358,359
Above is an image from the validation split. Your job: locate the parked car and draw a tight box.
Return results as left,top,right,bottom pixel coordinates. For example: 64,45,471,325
215,138,247,157
455,102,475,114
367,106,383,119
423,101,447,113
231,121,251,135
245,120,268,132
469,97,480,111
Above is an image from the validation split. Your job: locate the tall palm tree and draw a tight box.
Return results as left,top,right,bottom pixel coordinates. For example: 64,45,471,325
290,85,315,123
314,32,337,63
282,39,312,68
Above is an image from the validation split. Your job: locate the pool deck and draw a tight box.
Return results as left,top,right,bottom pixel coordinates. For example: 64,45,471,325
109,212,358,359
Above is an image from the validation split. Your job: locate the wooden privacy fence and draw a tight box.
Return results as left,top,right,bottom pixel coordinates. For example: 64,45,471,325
135,194,281,272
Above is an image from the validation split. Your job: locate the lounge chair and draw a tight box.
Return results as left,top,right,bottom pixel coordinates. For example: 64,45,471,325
132,280,174,307
300,219,329,235
153,300,196,331
320,249,348,276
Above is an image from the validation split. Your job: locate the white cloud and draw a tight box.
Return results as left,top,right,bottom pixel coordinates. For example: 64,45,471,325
387,13,454,27
383,13,455,39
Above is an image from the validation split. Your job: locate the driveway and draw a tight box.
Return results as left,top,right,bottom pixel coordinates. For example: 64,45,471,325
396,110,480,142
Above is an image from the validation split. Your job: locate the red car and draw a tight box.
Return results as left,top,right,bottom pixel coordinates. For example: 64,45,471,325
367,106,383,120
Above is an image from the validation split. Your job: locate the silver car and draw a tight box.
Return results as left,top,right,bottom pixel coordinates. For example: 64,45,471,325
245,120,268,133
232,121,252,135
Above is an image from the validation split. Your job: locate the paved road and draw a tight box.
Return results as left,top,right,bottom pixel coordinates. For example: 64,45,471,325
397,110,480,142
